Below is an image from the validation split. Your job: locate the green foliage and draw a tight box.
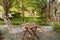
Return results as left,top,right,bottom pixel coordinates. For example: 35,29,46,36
0,17,50,26
33,17,51,26
11,12,21,18
54,22,60,31
0,0,16,8
0,0,53,26
10,17,22,25
0,20,5,25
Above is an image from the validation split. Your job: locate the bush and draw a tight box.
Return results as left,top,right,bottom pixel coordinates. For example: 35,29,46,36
0,20,5,25
33,17,51,26
54,22,60,31
11,17,22,25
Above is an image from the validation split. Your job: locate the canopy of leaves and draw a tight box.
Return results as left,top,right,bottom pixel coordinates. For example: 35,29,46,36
0,0,17,9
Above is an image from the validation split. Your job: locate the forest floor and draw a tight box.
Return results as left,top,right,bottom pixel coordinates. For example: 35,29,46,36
0,25,60,40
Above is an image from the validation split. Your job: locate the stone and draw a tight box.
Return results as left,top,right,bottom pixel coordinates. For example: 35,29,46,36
9,27,25,34
41,26,54,32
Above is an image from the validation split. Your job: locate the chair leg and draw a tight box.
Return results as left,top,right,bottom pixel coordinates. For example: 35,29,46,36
22,31,27,40
31,29,39,40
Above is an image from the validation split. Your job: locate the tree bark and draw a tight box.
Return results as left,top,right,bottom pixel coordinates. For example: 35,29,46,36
21,0,24,23
52,0,57,22
3,7,12,25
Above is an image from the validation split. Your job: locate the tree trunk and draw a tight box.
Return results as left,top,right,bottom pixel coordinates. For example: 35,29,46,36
47,0,51,21
52,0,57,22
21,0,24,23
3,7,12,25
22,8,24,23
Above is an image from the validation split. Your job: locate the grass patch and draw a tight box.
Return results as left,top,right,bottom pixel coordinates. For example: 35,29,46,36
0,17,51,26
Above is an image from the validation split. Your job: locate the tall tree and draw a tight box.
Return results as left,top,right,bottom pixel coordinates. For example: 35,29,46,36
52,0,57,22
0,0,16,25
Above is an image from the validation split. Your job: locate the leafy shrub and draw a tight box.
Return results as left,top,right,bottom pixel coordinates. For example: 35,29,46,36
54,22,60,31
12,13,21,18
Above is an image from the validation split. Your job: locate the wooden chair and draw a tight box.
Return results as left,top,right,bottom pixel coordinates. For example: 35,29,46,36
22,22,39,40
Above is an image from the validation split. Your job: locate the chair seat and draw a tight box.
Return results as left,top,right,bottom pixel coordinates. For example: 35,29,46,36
22,22,38,29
